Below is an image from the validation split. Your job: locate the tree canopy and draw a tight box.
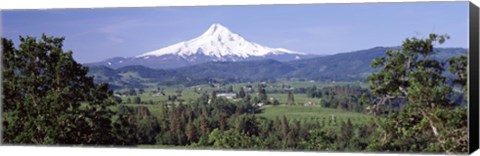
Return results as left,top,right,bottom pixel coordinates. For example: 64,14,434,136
2,34,120,145
362,33,468,153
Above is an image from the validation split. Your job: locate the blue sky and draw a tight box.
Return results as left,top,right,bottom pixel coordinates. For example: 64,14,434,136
2,2,469,63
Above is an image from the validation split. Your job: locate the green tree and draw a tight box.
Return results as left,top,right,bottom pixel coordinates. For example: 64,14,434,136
244,94,251,103
363,33,468,153
210,91,217,103
2,34,120,144
280,115,290,140
168,95,177,105
185,120,198,144
132,106,160,144
113,95,123,104
272,98,280,106
134,96,142,104
238,87,246,98
235,115,260,136
252,96,259,104
287,91,295,105
258,85,267,104
111,114,138,145
207,128,262,149
302,128,338,151
338,119,354,150
448,55,467,88
127,88,136,96
199,116,210,137
448,55,468,105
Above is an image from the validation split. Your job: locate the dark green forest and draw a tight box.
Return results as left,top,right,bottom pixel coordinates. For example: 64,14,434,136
1,33,468,154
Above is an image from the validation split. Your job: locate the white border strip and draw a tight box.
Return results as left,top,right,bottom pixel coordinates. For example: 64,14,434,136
0,146,449,156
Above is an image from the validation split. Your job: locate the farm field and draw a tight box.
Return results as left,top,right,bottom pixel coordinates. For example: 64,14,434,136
114,80,372,125
257,105,372,125
116,80,367,105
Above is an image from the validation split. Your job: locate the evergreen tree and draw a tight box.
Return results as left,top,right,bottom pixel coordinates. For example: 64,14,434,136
199,116,210,137
134,96,142,104
280,115,290,139
210,90,217,103
244,94,251,103
132,106,160,144
128,88,136,96
338,119,354,149
186,120,198,144
287,91,295,105
238,87,246,98
258,85,267,104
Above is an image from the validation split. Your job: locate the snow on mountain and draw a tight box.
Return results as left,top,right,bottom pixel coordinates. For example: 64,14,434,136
137,23,306,60
88,23,315,69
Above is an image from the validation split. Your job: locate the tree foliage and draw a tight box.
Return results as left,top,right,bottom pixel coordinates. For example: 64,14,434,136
2,34,122,145
287,91,295,105
363,33,468,153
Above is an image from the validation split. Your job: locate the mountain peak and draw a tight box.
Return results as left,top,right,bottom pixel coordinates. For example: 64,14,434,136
203,23,231,35
195,23,242,44
137,23,306,58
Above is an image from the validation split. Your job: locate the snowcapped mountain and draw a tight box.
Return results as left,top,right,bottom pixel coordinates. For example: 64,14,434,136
138,23,306,59
89,23,315,69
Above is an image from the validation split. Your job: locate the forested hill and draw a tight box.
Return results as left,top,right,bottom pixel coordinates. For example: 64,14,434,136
285,47,466,80
87,47,467,88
